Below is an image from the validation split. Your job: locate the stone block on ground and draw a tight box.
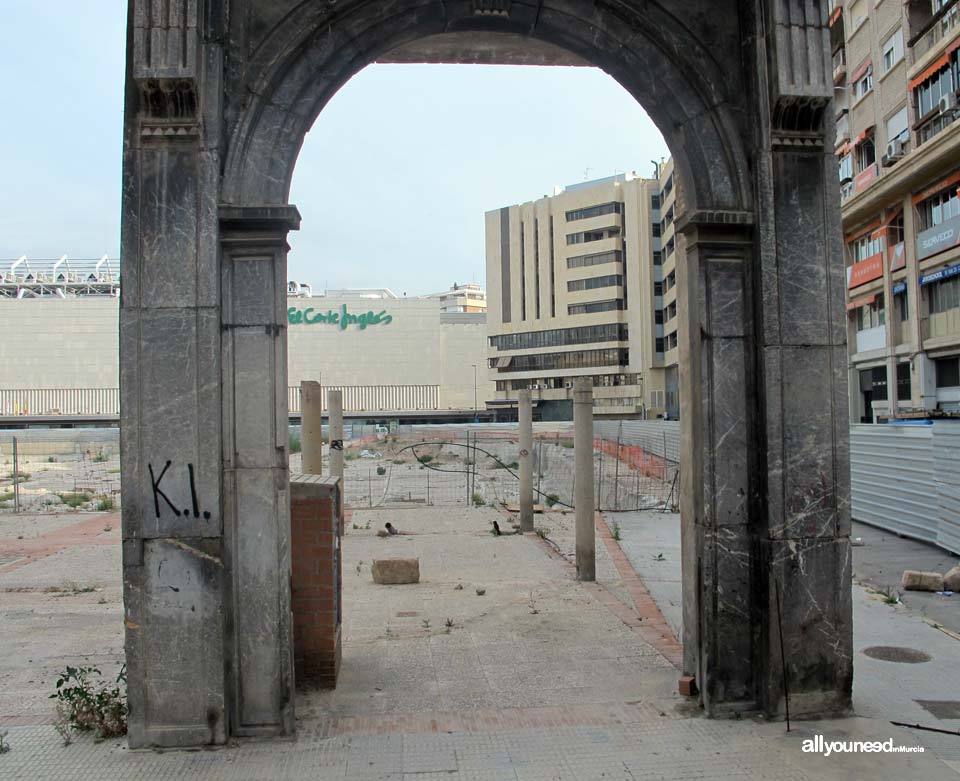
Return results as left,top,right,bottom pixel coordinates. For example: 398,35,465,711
943,565,960,592
900,570,944,592
371,558,420,585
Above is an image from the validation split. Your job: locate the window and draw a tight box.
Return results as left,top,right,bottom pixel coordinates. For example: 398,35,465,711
660,174,673,201
885,106,908,145
881,29,903,73
856,136,876,171
929,275,960,314
567,299,624,315
917,186,960,231
654,281,663,297
913,56,958,144
567,274,623,293
567,228,619,245
655,337,665,353
489,348,629,373
665,236,676,257
850,232,883,262
871,366,888,401
489,323,628,351
838,153,853,183
936,356,960,388
856,295,885,330
565,202,623,222
897,362,911,401
651,194,661,209
895,290,909,321
654,309,664,324
850,0,866,29
566,250,622,270
653,250,662,266
652,223,662,237
854,66,873,99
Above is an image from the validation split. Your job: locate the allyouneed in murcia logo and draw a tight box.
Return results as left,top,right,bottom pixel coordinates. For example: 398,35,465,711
802,735,924,756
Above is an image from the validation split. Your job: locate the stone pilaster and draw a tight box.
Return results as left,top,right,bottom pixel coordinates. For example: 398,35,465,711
219,205,300,737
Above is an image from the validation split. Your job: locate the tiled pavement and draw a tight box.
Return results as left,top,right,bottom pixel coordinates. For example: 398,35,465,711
1,508,957,778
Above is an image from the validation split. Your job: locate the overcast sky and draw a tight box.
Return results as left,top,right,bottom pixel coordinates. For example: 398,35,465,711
1,4,669,296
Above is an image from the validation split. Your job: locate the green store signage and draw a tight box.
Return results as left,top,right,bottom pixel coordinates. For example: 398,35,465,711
287,304,393,331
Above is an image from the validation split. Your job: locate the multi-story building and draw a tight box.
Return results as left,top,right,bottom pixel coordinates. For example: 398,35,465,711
484,170,673,419
656,158,681,418
428,283,488,314
833,0,960,421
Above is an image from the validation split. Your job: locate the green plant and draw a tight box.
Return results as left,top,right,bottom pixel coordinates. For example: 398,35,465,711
344,451,359,461
92,453,109,463
0,490,13,504
421,618,431,630
445,617,455,628
376,465,387,476
392,459,404,464
416,454,434,464
96,497,114,512
47,455,58,463
545,493,559,508
58,492,91,509
611,521,622,541
288,433,302,454
7,471,30,483
535,527,550,539
472,492,485,506
0,728,9,754
49,665,127,741
560,440,574,449
507,461,519,469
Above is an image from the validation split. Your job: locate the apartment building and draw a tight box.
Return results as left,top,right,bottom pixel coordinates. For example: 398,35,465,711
484,170,673,419
833,0,960,421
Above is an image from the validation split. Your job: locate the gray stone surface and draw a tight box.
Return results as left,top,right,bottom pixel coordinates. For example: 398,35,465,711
121,0,853,743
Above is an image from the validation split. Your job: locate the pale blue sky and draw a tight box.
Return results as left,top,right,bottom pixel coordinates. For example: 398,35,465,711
1,4,669,296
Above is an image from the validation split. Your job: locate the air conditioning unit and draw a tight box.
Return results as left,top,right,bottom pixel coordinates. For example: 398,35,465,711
564,381,574,389
939,92,959,115
884,138,905,165
839,174,853,185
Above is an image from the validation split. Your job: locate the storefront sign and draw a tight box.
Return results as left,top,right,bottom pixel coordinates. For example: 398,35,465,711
287,304,394,330
854,162,877,193
916,214,960,262
919,263,960,286
847,253,883,289
892,281,907,295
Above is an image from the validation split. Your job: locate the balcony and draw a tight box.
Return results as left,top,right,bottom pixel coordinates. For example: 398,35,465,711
833,48,847,84
835,112,850,147
909,0,960,64
854,162,879,194
923,308,960,340
855,325,887,353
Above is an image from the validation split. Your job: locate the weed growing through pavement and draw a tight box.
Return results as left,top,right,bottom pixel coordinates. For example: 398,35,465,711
545,493,559,508
528,592,540,615
472,492,485,506
0,729,10,754
50,665,127,743
611,521,622,541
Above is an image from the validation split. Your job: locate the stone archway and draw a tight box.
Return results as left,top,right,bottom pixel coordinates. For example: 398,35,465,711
120,0,852,748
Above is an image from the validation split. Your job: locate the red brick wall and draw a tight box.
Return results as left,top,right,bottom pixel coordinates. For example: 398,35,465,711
290,483,342,689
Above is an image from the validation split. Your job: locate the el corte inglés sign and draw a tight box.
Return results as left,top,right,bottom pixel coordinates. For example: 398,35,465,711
287,303,393,330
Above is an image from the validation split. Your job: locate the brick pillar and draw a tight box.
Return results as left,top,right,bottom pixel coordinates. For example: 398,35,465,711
290,474,343,688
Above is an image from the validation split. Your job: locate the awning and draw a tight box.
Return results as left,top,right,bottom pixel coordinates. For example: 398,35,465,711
908,37,960,90
912,168,960,205
829,6,842,27
850,58,872,84
854,125,875,145
491,356,513,369
846,292,877,311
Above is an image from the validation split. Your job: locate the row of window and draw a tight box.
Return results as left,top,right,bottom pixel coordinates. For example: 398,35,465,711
496,373,641,392
489,348,629,373
489,323,628,351
567,227,620,245
566,250,622,270
565,202,623,222
568,299,624,315
567,274,623,293
852,275,960,330
655,332,679,352
858,356,959,410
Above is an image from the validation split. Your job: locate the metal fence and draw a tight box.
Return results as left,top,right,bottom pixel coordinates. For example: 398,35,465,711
0,429,120,513
850,422,960,554
303,421,679,513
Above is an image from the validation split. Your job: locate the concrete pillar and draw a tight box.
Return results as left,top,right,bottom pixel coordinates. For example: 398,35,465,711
517,389,534,532
573,378,595,582
328,390,344,484
301,380,323,475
